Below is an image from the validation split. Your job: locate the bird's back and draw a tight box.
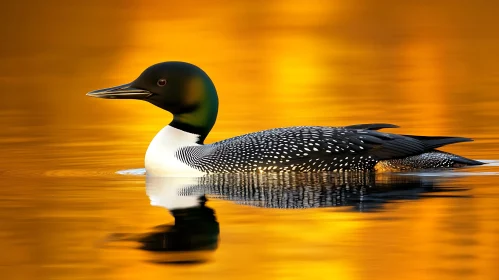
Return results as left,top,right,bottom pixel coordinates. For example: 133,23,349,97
175,125,473,173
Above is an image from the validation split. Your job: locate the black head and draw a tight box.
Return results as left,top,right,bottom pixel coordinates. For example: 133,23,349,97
87,61,219,143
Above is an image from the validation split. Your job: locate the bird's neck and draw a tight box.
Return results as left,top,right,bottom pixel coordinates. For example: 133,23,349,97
169,98,218,144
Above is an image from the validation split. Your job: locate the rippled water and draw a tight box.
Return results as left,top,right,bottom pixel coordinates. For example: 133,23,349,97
2,1,499,279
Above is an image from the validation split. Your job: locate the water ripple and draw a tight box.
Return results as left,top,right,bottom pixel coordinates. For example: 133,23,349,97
116,168,146,176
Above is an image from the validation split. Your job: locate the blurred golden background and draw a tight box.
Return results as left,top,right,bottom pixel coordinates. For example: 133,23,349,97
2,1,499,140
1,1,499,280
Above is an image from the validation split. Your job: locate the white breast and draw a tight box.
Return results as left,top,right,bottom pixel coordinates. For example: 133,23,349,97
145,125,205,176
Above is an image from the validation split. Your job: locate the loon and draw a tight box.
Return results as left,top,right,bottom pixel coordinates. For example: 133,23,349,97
87,61,483,175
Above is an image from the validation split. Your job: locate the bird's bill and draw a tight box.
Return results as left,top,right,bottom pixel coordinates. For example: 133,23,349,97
86,83,152,99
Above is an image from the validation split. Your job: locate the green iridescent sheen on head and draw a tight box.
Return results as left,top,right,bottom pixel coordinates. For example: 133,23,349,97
86,61,219,143
134,62,220,143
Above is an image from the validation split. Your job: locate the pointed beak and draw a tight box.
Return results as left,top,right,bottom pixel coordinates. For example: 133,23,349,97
86,83,152,99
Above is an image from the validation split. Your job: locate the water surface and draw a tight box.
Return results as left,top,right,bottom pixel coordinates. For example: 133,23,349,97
1,1,499,279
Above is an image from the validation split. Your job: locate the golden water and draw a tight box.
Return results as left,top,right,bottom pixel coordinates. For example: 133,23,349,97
1,1,499,279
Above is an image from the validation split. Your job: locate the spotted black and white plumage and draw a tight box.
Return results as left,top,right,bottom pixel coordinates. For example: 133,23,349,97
174,124,481,173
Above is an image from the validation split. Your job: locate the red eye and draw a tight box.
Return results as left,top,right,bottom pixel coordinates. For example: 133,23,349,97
157,79,167,87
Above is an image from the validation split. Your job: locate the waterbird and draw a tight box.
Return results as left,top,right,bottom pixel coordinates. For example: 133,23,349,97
87,61,483,176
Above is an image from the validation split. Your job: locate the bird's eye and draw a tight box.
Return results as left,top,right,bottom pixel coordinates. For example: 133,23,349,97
157,78,167,87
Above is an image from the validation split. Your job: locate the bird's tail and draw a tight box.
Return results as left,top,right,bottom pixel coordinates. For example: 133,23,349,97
376,150,484,172
444,153,485,166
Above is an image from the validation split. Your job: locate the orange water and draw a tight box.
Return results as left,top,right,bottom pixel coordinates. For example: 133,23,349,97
1,1,499,279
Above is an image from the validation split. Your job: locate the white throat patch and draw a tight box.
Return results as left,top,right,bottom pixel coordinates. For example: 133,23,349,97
145,125,204,176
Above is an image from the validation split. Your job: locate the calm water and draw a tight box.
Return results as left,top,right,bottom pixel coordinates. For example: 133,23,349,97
1,1,499,279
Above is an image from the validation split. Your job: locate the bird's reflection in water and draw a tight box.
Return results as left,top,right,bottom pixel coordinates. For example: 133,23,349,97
110,172,466,264
140,176,220,264
198,171,466,211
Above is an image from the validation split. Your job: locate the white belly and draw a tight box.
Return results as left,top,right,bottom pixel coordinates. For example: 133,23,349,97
145,125,205,176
